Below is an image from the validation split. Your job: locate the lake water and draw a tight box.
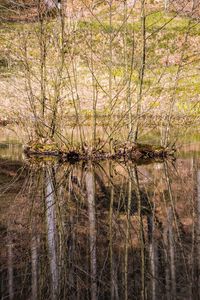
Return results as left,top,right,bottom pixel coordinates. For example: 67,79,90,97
1,128,200,300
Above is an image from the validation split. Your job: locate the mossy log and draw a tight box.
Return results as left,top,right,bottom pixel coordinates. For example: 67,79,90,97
23,141,175,163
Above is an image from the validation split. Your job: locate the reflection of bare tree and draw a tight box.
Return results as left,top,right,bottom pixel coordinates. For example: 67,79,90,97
132,165,146,300
108,163,119,300
125,166,132,300
197,169,200,298
148,204,158,300
31,236,39,300
162,206,176,300
68,214,75,292
85,163,97,300
2,157,199,299
168,207,176,299
163,220,170,300
163,163,176,300
45,166,59,299
7,232,14,300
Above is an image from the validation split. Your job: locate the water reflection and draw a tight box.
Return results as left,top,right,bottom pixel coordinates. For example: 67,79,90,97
0,142,22,161
0,154,200,299
46,167,59,299
0,128,23,161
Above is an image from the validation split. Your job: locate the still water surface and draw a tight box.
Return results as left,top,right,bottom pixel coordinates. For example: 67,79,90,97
1,130,200,299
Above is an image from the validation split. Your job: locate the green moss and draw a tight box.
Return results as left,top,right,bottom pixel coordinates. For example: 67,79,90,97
29,142,59,152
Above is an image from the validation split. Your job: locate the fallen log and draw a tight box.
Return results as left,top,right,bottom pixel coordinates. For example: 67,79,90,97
23,141,175,163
